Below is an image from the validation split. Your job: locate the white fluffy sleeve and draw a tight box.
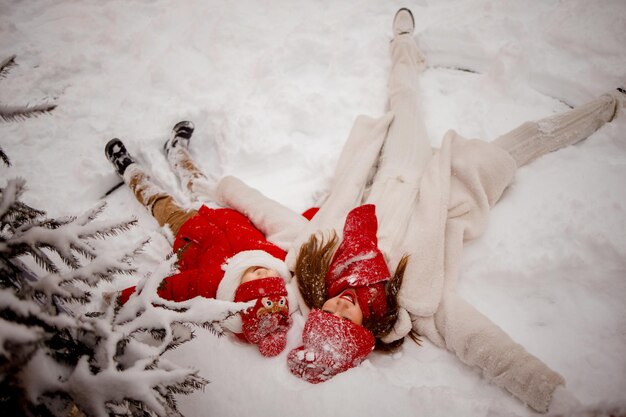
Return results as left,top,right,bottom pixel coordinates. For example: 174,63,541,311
215,175,307,251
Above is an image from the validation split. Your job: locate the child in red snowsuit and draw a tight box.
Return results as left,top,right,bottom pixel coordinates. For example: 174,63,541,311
105,122,293,357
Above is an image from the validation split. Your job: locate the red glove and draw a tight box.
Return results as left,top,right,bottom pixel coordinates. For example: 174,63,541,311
234,277,292,357
287,309,375,383
241,295,291,357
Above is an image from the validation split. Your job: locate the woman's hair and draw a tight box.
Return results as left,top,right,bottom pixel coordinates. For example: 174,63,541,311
294,231,338,310
294,232,414,352
364,254,409,352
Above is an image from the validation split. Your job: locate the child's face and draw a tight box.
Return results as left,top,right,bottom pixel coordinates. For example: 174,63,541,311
321,289,363,325
241,266,279,284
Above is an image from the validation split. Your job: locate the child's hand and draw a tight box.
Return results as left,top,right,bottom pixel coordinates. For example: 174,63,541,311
257,327,288,357
240,295,292,356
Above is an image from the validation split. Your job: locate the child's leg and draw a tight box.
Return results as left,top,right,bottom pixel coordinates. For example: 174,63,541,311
493,92,623,168
164,121,216,203
105,138,196,235
124,164,197,235
365,30,431,257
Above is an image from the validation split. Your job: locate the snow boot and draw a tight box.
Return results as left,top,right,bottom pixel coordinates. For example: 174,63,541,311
614,86,626,110
105,138,135,176
393,8,414,37
164,121,195,156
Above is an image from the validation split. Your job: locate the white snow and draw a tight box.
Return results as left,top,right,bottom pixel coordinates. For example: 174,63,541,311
1,0,625,416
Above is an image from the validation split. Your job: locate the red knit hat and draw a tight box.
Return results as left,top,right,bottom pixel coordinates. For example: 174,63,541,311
326,205,390,320
234,277,292,357
287,309,375,383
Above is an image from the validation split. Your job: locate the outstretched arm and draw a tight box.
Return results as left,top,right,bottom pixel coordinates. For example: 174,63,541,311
284,112,394,268
216,175,307,251
425,292,565,413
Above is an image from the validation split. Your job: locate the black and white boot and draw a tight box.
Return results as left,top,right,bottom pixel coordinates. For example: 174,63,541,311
616,86,626,108
105,138,135,176
162,120,216,202
393,8,415,37
164,121,195,156
605,85,626,115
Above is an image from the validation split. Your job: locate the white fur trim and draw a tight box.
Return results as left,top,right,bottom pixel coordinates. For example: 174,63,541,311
216,250,291,302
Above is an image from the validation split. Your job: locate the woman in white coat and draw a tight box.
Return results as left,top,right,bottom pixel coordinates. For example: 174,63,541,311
200,9,623,413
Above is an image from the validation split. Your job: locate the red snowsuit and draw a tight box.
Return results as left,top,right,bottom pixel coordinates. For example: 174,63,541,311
119,205,286,303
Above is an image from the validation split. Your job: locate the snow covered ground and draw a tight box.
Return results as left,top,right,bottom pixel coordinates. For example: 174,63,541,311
2,0,625,416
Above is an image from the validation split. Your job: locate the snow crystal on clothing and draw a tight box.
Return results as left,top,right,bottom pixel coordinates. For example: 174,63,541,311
2,0,625,416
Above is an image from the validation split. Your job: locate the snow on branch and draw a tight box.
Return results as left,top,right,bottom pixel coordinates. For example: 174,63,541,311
0,146,10,167
0,103,57,122
1,164,229,416
0,55,16,78
0,55,56,123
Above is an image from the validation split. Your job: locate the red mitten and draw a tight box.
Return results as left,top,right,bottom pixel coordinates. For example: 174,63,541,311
258,328,288,357
287,346,334,383
287,309,375,383
234,277,292,357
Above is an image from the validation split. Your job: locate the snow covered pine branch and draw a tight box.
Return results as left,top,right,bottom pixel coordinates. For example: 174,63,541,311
0,55,56,122
0,148,247,417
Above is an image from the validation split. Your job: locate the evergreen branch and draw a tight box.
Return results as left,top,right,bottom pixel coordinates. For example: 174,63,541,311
63,356,207,417
0,55,16,78
0,178,33,222
189,311,242,338
0,103,57,123
0,146,10,167
2,175,208,416
61,245,137,288
104,265,137,277
0,289,83,331
11,243,59,273
0,200,46,231
101,181,124,199
0,261,20,290
0,314,45,352
69,242,97,262
58,291,90,306
164,323,194,352
79,219,138,240
121,237,150,264
75,201,106,226
36,216,74,229
42,242,82,270
168,372,209,395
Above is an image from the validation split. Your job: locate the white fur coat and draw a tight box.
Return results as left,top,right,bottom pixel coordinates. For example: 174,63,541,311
216,113,564,413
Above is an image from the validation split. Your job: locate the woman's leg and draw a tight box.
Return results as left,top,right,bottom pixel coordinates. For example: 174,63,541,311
105,138,196,235
365,13,432,258
164,121,217,203
288,11,431,260
493,91,623,167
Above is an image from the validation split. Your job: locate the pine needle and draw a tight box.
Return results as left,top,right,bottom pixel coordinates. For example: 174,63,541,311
0,146,10,166
0,55,16,78
0,103,57,122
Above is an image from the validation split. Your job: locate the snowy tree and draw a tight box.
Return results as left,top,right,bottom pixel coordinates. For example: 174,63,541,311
0,148,246,417
0,55,56,122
